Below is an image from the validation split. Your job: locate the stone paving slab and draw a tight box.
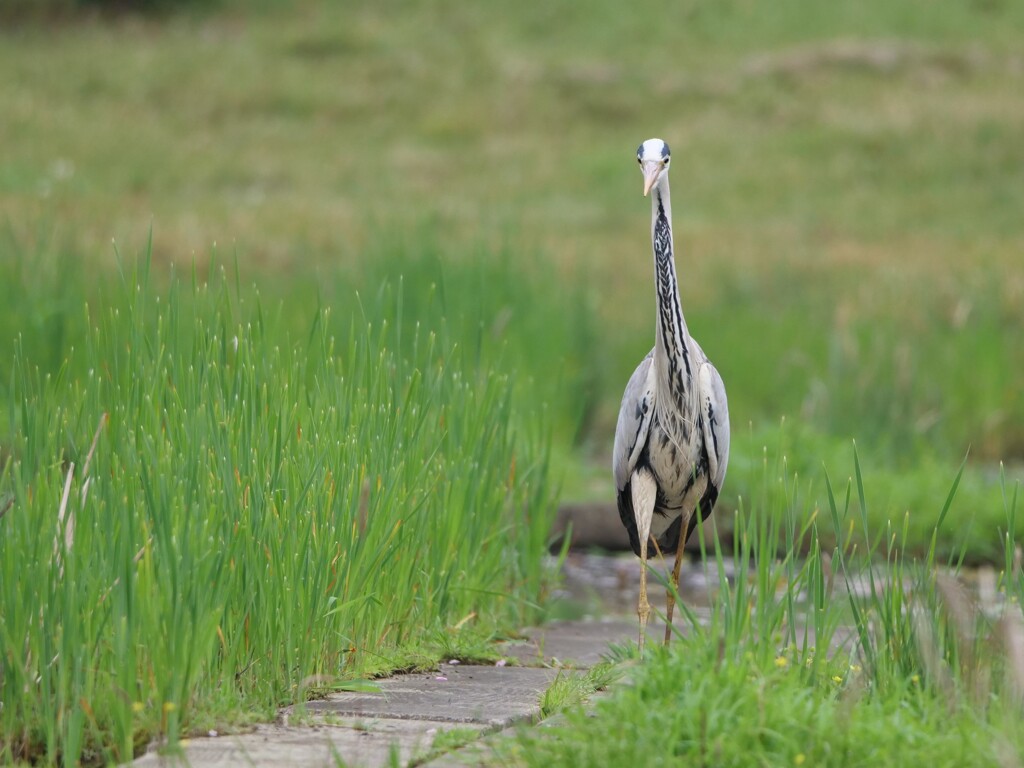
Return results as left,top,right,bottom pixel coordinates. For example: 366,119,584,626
128,621,639,768
305,664,559,728
421,692,617,768
501,619,643,667
131,665,560,767
133,718,485,768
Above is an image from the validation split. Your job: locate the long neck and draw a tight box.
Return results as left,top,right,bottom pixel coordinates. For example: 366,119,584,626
650,180,693,396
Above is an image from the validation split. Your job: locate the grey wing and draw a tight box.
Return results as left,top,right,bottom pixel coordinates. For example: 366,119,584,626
612,350,657,493
697,359,730,495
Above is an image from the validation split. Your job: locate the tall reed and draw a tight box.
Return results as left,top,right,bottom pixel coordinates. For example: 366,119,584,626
0,255,555,765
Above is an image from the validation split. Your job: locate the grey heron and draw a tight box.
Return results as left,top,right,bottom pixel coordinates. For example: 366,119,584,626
612,138,730,655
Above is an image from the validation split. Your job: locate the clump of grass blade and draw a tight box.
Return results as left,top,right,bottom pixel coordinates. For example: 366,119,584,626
513,441,1024,767
0,252,556,765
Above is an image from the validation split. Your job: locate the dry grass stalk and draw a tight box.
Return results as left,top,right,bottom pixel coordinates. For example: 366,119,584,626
926,570,1024,710
54,461,75,575
820,551,835,601
53,413,108,576
911,602,954,704
995,607,1024,706
79,412,107,508
935,571,999,705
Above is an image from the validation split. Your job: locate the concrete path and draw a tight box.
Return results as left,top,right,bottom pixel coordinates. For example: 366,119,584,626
129,548,852,766
131,619,649,768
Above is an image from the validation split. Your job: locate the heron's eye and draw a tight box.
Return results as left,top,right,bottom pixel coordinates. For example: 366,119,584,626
663,158,670,166
637,157,642,164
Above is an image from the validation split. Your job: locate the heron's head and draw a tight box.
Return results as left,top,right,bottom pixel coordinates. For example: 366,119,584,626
637,138,671,197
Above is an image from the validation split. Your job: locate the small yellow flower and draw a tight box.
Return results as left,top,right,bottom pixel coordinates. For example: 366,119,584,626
162,702,176,713
832,675,843,683
774,656,789,669
849,664,862,673
131,702,145,713
795,754,806,766
911,674,920,684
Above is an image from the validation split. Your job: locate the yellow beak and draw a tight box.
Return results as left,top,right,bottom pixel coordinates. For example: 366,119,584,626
642,162,662,197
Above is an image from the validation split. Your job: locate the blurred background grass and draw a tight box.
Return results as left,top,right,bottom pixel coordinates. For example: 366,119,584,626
2,0,1023,555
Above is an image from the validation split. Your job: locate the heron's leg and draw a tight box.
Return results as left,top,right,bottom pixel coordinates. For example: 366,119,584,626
637,535,650,656
631,469,657,658
664,519,689,646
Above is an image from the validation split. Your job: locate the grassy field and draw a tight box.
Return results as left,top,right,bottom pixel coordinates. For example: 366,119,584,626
2,0,1023,763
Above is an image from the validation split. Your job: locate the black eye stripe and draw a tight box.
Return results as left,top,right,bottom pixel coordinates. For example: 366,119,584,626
636,141,671,163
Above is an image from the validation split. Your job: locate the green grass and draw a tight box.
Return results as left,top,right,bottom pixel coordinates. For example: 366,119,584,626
539,662,620,719
420,726,483,762
509,450,1024,767
726,422,1015,563
516,643,1024,767
0,251,556,764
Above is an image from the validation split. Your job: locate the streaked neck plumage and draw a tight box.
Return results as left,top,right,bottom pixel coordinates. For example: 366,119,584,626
650,179,693,402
